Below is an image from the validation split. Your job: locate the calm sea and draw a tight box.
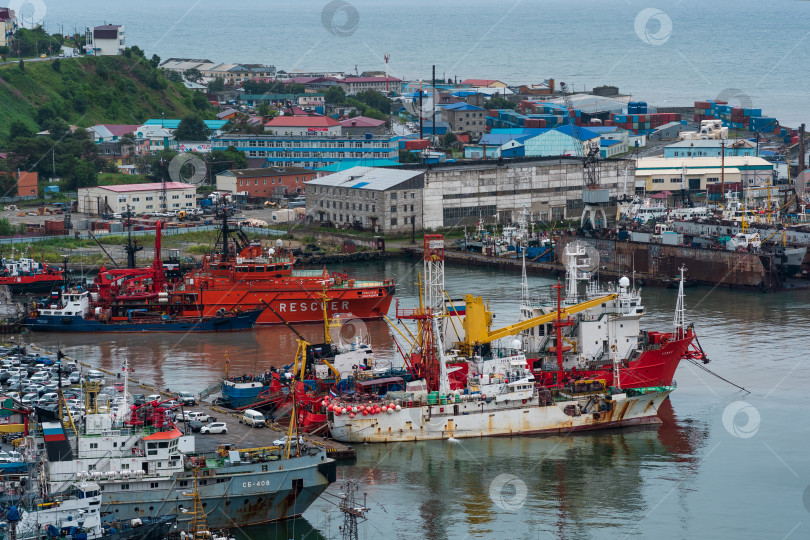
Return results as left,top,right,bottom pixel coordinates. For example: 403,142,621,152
33,257,810,539
35,0,810,126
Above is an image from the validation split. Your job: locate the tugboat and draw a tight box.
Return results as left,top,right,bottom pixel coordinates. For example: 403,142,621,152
23,287,262,332
0,250,65,294
175,212,395,325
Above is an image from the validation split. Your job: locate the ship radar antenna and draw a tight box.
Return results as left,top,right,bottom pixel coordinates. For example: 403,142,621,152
673,265,687,338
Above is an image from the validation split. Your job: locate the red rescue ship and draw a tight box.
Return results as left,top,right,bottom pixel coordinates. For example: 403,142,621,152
175,215,395,325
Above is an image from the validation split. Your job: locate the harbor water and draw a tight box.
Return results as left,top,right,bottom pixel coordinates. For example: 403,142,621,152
30,257,810,539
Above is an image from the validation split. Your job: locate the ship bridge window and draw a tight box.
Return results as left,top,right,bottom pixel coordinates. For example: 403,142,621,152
158,442,169,449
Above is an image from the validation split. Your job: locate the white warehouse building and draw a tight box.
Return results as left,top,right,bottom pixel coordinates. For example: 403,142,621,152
78,182,197,216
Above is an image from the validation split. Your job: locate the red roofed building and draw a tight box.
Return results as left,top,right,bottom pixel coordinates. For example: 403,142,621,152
336,76,403,95
339,116,387,136
264,114,341,136
78,182,197,215
461,79,508,88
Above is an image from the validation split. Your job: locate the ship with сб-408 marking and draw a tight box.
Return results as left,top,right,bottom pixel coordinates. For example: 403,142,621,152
29,380,335,529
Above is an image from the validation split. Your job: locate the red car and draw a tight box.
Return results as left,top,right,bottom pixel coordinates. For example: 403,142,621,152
113,383,124,392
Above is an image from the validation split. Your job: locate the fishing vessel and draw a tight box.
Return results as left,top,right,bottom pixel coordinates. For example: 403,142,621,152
6,481,175,539
23,287,262,332
175,214,395,325
514,241,705,389
0,253,65,294
326,235,692,443
28,378,336,529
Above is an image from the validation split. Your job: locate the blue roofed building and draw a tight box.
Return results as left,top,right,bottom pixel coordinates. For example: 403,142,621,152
420,120,451,137
600,139,623,158
212,132,399,170
438,102,487,138
586,126,629,156
465,133,533,159
523,125,601,157
143,119,230,137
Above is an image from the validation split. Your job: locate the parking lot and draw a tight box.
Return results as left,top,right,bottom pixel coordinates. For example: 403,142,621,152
1,344,353,459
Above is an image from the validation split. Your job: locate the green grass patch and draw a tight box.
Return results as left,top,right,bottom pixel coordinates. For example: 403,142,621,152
98,173,149,185
0,55,213,139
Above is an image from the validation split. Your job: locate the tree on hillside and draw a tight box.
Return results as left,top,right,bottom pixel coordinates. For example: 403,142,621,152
484,97,516,110
183,68,203,83
120,133,136,161
150,54,161,68
207,77,225,92
162,69,182,83
66,157,98,190
174,116,211,142
9,121,33,141
354,90,392,114
325,85,346,105
192,92,209,111
442,132,457,147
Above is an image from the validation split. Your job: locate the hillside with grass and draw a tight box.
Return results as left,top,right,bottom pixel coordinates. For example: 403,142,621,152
0,50,212,140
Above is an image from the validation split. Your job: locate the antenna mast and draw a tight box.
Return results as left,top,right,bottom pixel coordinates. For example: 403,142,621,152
339,480,368,540
673,265,686,338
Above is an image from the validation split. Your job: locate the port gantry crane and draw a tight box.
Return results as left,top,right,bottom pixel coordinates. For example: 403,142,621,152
559,82,609,231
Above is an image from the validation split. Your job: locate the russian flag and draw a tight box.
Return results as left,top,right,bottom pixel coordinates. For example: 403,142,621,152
329,389,337,397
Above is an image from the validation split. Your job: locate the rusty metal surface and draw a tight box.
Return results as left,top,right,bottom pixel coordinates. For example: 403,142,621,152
558,236,774,289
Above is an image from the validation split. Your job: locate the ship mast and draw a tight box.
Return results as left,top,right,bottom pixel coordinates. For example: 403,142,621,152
520,251,530,306
423,234,445,316
673,265,686,339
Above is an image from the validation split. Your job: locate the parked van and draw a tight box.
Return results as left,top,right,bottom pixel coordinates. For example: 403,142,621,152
241,409,266,428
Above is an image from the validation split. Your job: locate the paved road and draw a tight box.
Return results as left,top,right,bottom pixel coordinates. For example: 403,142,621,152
0,55,58,66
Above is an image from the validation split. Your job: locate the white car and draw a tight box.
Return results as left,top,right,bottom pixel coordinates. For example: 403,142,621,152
186,411,210,422
273,436,305,447
200,422,227,434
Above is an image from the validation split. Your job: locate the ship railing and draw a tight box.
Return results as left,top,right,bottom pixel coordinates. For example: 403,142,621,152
53,473,81,495
421,397,539,418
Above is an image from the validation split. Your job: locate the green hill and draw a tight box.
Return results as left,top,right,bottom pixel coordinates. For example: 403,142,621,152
0,52,212,139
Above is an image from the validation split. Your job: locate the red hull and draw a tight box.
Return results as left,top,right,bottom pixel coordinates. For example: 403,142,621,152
194,283,395,324
530,334,694,389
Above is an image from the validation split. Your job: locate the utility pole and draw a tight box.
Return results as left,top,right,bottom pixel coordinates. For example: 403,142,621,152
418,77,423,140
431,64,436,146
720,140,726,202
799,123,806,174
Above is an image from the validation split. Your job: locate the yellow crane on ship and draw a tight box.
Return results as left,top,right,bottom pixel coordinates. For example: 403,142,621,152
453,292,619,357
